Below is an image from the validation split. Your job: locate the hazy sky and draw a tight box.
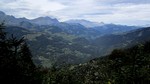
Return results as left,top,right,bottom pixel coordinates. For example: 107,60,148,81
0,0,150,26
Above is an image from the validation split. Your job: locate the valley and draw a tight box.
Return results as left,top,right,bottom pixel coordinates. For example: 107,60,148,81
0,10,150,84
1,11,149,67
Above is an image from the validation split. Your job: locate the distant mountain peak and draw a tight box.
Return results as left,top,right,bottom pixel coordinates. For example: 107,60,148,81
0,11,6,16
34,16,57,20
65,19,105,28
0,11,59,26
30,16,59,25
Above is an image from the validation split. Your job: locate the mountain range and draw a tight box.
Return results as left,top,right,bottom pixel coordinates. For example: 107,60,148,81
65,19,105,28
0,11,150,67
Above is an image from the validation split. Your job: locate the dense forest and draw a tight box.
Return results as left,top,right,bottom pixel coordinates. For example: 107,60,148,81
41,41,150,84
0,23,150,84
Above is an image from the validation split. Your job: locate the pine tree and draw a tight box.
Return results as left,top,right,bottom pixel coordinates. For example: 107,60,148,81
0,23,42,84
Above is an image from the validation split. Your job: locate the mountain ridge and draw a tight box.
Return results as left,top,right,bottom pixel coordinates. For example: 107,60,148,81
1,10,149,67
65,19,105,28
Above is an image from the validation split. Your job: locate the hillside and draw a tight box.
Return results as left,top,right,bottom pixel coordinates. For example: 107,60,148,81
5,26,150,68
1,0,150,83
1,23,150,84
93,27,150,56
1,11,150,67
44,41,150,84
5,26,98,67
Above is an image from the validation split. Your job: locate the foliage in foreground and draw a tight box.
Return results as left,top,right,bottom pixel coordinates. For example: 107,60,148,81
0,24,45,84
0,23,150,84
43,42,150,84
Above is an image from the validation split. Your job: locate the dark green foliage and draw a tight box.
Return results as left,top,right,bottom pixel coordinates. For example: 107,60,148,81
0,24,43,84
5,25,150,68
108,43,150,84
43,42,150,84
1,22,150,84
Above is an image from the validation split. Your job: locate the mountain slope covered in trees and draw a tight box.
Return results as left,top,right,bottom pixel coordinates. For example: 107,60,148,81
0,10,150,84
0,11,149,68
44,41,150,84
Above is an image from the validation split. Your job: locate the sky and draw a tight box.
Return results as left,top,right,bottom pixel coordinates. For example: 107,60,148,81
0,0,150,26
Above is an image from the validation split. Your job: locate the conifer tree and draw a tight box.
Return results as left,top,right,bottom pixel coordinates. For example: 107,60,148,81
0,23,42,84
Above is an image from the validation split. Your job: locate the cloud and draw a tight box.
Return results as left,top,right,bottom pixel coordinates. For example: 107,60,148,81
116,0,150,4
0,0,17,3
85,4,150,25
0,0,150,25
0,0,66,18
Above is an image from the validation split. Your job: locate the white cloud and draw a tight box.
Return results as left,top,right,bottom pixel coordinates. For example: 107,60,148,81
0,0,66,18
0,0,150,25
80,3,150,25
